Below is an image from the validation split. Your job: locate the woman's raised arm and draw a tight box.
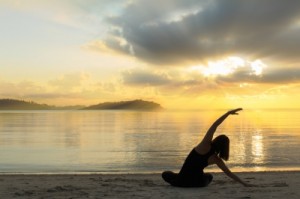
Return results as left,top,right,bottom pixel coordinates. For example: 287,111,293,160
201,108,243,144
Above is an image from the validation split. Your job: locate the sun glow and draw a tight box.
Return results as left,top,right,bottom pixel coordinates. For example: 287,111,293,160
250,60,266,75
189,56,267,77
204,57,245,76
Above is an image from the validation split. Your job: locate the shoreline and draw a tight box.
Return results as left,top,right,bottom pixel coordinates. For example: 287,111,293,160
0,167,299,175
0,169,300,174
0,171,299,198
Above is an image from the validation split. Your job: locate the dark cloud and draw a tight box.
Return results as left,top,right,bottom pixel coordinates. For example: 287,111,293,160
263,68,300,83
103,0,300,65
217,68,300,84
122,69,171,86
121,66,300,92
120,67,225,97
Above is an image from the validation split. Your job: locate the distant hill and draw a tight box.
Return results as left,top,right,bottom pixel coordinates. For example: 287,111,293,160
0,99,163,110
82,99,163,111
0,99,53,110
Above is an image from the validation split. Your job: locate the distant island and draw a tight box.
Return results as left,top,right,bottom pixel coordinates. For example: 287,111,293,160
0,99,163,111
0,99,53,110
82,99,163,111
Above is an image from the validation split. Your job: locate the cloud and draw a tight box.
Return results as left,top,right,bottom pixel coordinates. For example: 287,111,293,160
120,66,228,98
0,80,44,98
122,69,171,86
120,58,300,99
0,0,127,34
217,68,300,84
100,0,300,65
0,73,98,105
48,73,90,91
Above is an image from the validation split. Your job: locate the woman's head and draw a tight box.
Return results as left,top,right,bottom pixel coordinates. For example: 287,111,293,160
212,135,230,161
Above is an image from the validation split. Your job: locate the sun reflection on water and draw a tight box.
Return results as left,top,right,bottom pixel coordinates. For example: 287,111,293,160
251,131,264,165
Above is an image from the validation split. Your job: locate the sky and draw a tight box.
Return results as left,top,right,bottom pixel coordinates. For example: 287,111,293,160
1,0,300,109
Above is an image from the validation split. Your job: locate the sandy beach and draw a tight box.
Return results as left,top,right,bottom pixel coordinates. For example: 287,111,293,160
0,171,299,199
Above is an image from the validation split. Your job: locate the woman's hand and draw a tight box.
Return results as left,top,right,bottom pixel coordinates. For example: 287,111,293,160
228,108,243,115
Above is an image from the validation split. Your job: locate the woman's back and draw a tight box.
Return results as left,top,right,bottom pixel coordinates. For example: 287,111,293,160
179,147,215,177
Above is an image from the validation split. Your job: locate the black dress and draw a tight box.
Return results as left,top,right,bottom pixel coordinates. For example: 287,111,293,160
162,147,215,187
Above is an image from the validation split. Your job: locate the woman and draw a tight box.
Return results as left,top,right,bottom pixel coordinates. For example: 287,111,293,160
162,108,253,187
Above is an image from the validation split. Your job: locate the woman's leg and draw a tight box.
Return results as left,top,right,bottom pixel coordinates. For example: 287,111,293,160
185,173,213,187
201,173,213,187
162,171,213,187
162,171,179,186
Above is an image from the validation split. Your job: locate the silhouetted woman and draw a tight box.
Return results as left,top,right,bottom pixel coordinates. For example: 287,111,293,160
162,108,253,187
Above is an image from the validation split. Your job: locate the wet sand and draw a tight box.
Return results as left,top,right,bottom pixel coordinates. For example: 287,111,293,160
0,171,299,199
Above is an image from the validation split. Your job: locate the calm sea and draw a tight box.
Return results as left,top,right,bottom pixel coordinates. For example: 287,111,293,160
0,109,299,174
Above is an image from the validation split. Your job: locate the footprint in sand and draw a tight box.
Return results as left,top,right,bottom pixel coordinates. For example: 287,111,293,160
14,190,34,196
47,185,80,192
260,182,289,187
272,182,288,187
213,180,227,185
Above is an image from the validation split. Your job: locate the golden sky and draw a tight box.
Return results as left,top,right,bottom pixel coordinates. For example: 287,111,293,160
1,0,300,109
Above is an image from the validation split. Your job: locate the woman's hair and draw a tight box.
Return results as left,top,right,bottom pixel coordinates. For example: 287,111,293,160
212,135,230,161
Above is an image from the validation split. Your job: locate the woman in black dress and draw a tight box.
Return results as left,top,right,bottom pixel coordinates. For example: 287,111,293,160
162,108,254,187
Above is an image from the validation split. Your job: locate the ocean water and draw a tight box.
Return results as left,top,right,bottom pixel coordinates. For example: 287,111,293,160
0,109,299,174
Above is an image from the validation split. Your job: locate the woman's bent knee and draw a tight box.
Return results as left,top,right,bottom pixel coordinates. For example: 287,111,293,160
203,173,213,186
162,171,178,186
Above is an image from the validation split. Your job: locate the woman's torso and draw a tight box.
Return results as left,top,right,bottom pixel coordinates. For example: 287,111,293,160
179,146,215,176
